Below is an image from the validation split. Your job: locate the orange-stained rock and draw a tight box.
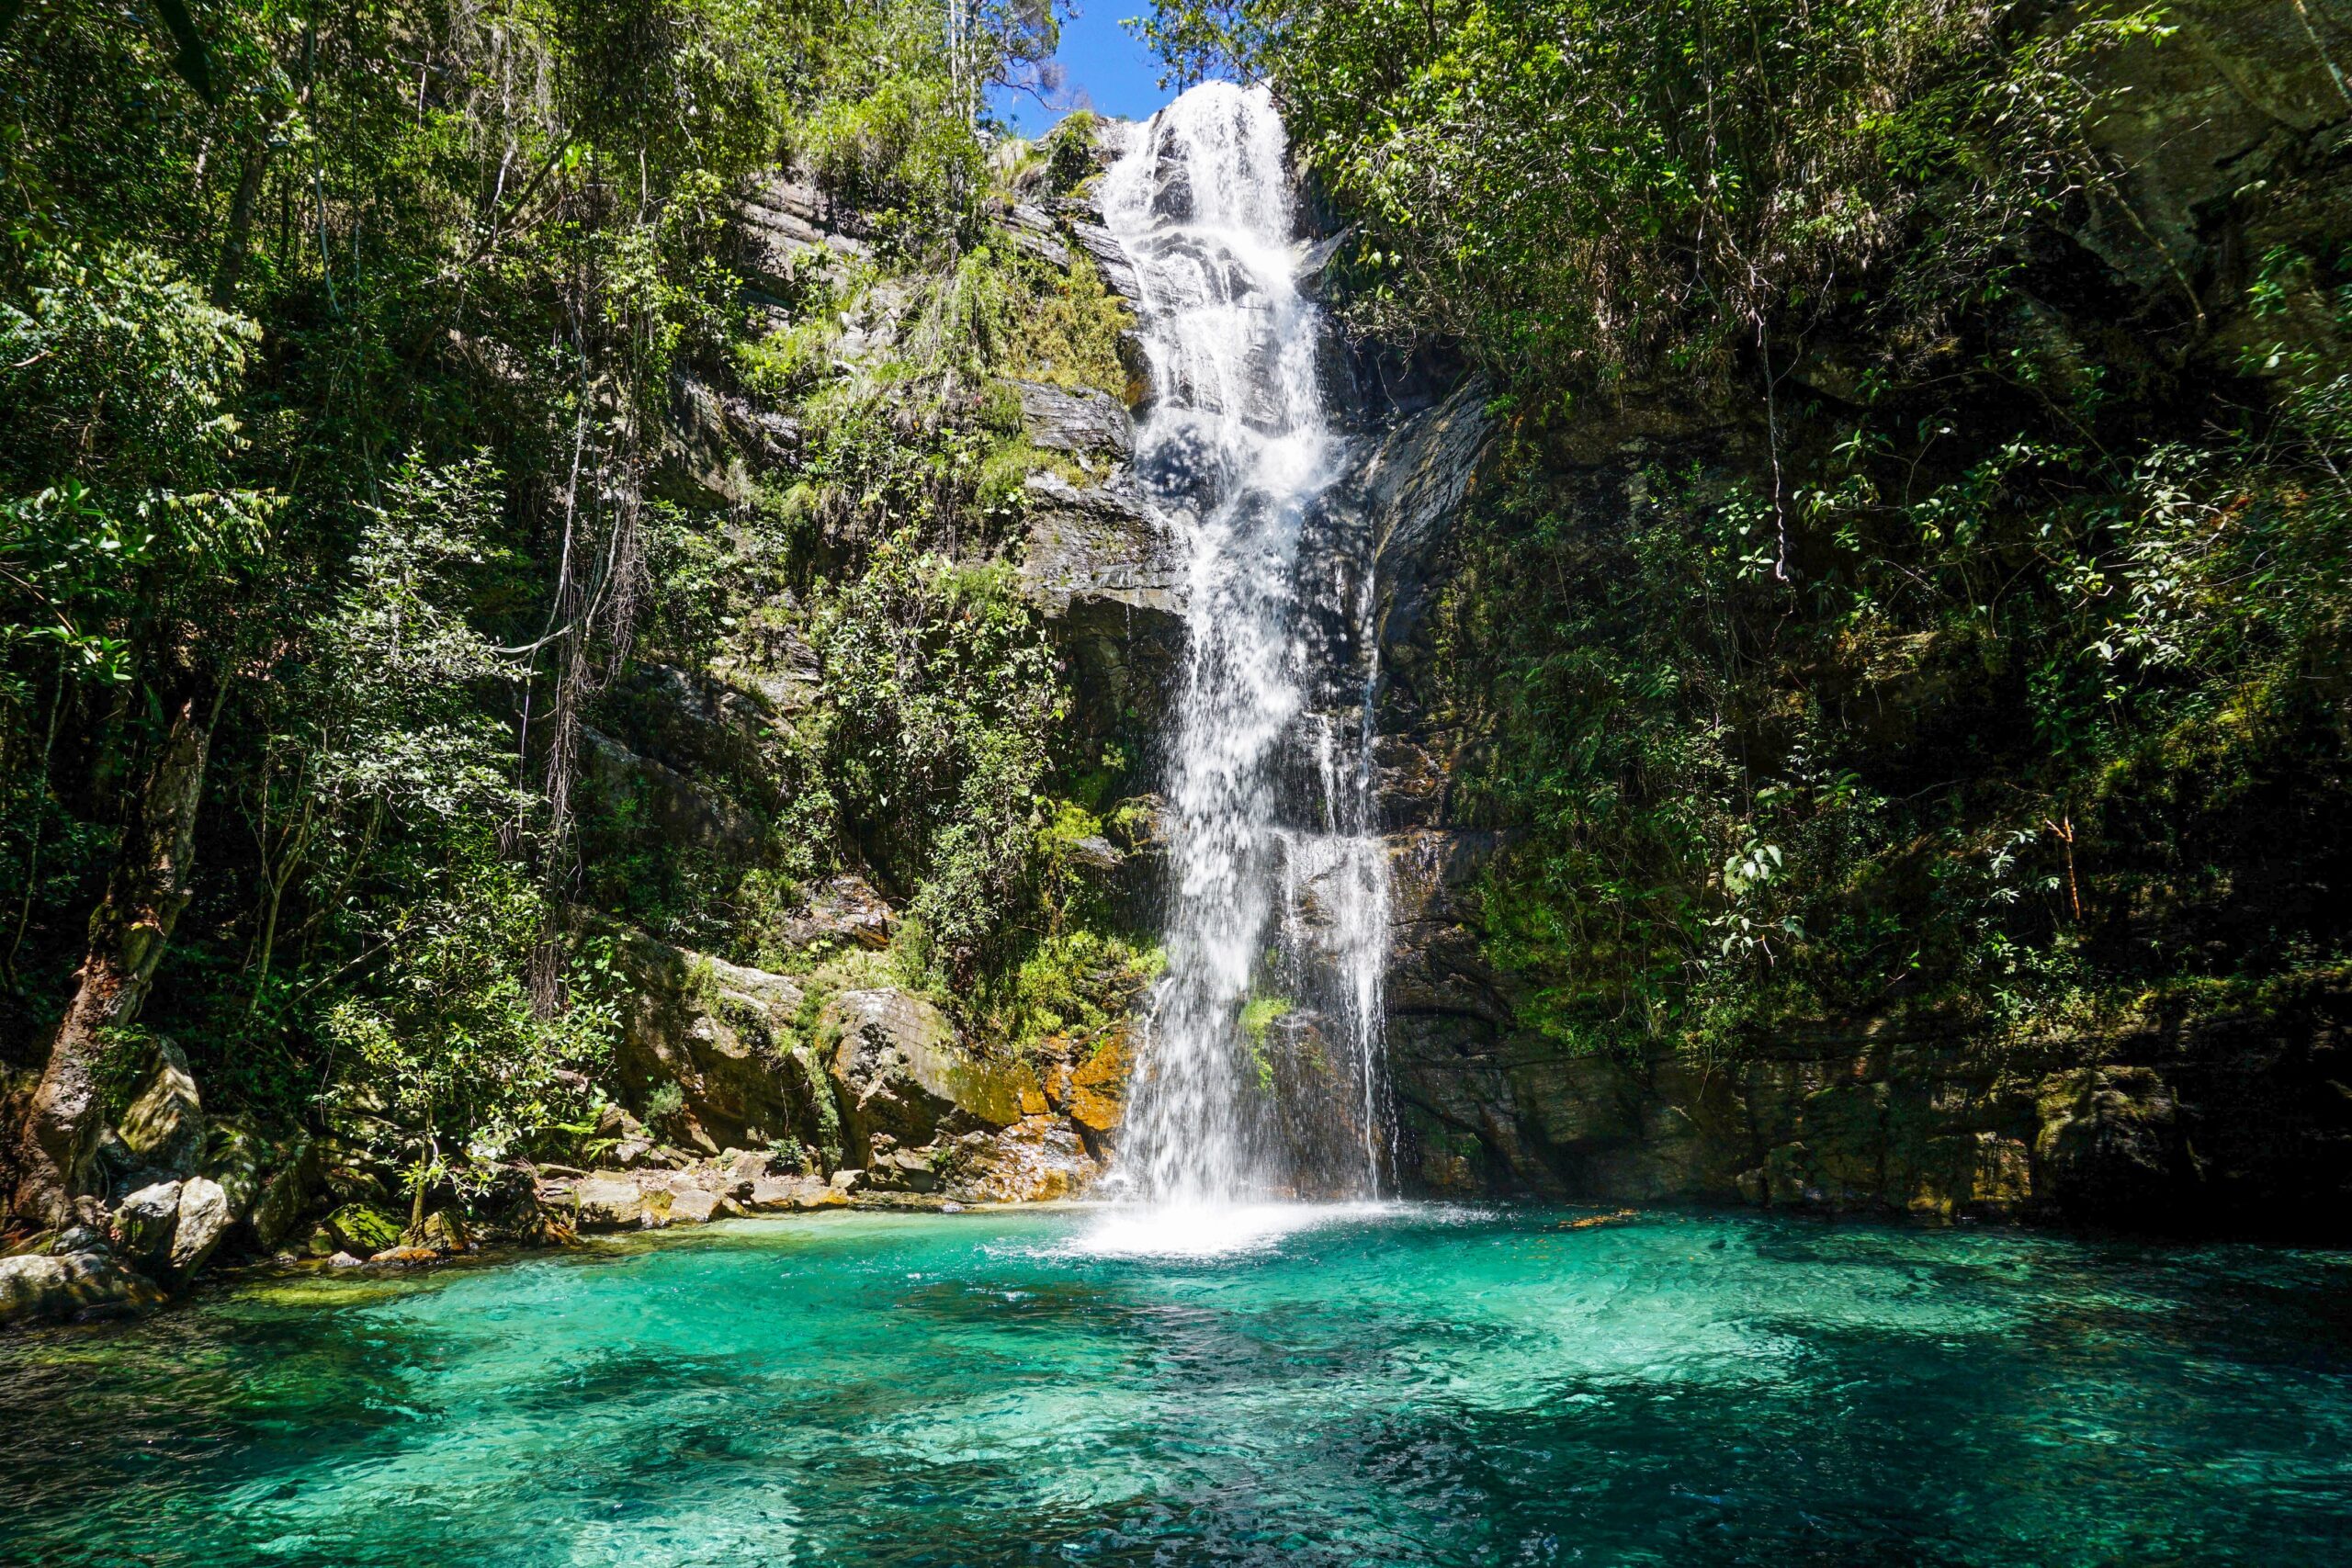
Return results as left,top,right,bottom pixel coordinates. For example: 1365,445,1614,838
1067,1029,1131,1134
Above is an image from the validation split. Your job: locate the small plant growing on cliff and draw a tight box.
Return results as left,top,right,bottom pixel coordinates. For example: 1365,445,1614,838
643,1082,687,1135
1042,110,1102,194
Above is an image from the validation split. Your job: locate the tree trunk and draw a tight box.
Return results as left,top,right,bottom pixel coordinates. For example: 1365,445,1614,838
210,137,273,310
9,695,212,1229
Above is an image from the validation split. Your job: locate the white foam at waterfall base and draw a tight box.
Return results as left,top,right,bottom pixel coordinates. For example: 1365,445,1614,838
1069,1200,1409,1260
1084,80,1395,1247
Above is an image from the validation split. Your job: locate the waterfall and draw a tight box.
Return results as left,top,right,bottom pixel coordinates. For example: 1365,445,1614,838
1095,82,1393,1226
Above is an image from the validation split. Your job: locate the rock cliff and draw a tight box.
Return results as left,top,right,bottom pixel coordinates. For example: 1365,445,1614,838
1351,0,2352,1234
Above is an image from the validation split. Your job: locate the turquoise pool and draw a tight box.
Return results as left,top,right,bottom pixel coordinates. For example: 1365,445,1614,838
4,1205,2349,1564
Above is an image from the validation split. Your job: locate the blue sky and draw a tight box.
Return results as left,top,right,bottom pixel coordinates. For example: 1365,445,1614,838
988,4,1172,137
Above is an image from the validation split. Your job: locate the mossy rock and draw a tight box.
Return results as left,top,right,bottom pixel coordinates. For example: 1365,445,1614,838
321,1204,402,1257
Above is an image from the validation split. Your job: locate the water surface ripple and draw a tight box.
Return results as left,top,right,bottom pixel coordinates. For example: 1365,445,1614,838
5,1208,2351,1565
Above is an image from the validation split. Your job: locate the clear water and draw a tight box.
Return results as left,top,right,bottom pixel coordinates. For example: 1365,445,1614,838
1103,80,1391,1208
6,1208,2351,1566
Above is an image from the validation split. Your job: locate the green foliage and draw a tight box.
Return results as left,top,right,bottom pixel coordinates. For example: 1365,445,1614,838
808,533,1061,975
0,0,1080,1217
0,243,273,680
1438,348,2352,1057
1148,0,2162,395
1040,109,1103,195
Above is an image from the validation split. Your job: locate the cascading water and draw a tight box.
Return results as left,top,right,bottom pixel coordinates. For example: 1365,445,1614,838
1093,82,1394,1235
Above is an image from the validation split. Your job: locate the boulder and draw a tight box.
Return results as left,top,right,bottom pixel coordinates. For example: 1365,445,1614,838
613,930,818,1154
667,1189,725,1224
951,1118,1102,1202
769,874,893,955
116,1039,205,1179
322,1203,403,1257
572,1176,646,1231
164,1178,233,1284
745,1175,829,1211
726,1148,781,1188
869,1148,940,1193
326,1251,367,1269
111,1181,183,1275
745,1175,799,1211
0,1251,165,1327
367,1247,441,1267
199,1120,266,1222
404,1209,469,1256
247,1137,320,1251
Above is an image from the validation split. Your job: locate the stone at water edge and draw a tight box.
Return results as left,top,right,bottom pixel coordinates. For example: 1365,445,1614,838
325,1251,366,1269
1066,1032,1129,1135
571,1175,646,1230
164,1178,232,1284
667,1189,725,1224
246,1136,319,1251
320,1203,403,1257
404,1209,469,1255
111,1180,183,1275
197,1120,265,1221
745,1176,845,1212
0,1251,166,1326
825,987,1043,1148
366,1247,442,1267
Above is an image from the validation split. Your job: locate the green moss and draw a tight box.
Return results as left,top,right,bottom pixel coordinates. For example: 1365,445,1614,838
1239,995,1293,1045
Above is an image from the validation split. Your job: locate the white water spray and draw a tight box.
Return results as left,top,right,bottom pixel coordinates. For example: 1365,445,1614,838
1093,83,1394,1242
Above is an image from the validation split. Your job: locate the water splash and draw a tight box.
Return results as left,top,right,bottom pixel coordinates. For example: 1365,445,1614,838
1094,82,1393,1240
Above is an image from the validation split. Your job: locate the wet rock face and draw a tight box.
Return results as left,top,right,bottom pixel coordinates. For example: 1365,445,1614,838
2032,1066,2197,1222
1380,962,2352,1232
1012,379,1133,461
1021,466,1187,741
